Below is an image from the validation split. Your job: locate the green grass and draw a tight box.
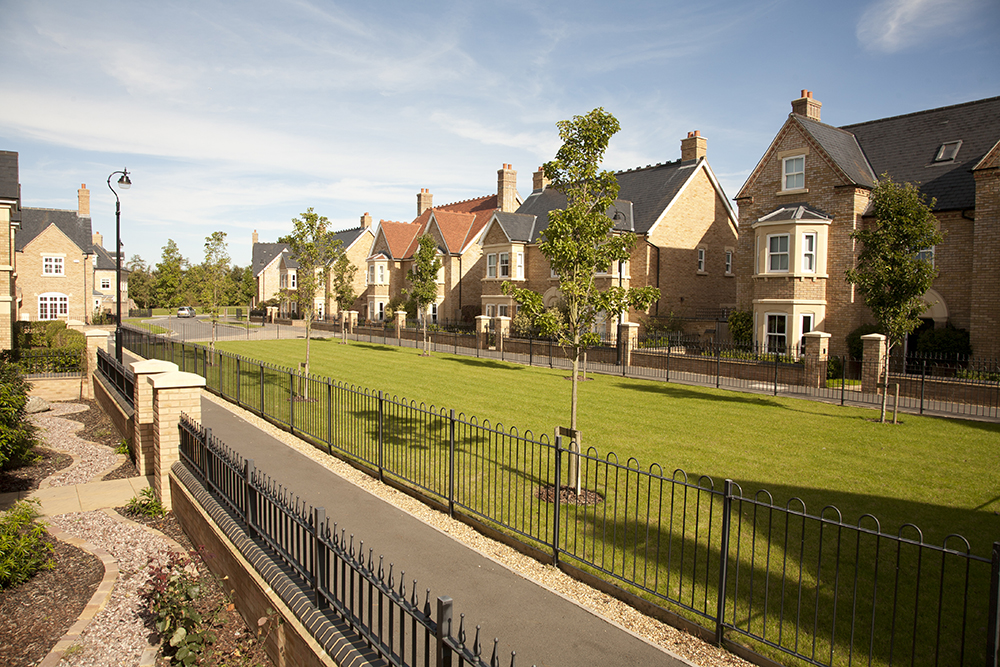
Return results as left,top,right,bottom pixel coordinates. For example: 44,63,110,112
201,337,999,666
123,319,169,334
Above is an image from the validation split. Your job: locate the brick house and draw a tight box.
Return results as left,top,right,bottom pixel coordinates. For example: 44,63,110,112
734,92,1000,358
90,228,131,316
479,132,739,335
15,185,96,323
0,151,19,350
361,165,521,324
251,217,374,318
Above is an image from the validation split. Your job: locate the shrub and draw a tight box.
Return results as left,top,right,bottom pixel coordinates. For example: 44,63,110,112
0,360,39,469
0,499,54,589
125,488,166,518
915,325,972,359
827,356,844,380
846,323,882,360
144,554,214,666
727,310,753,347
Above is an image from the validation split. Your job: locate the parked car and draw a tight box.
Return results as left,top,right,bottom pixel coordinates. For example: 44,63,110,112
177,306,196,318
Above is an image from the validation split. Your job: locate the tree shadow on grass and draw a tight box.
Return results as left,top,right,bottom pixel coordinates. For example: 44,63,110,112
437,356,525,371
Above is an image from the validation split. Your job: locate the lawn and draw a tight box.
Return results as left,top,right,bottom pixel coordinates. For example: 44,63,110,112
204,337,998,666
213,337,999,555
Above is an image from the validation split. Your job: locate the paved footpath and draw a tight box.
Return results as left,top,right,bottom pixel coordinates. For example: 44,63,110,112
200,397,692,667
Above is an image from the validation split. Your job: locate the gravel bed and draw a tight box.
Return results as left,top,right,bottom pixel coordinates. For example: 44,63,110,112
48,510,175,667
202,392,754,667
30,403,122,486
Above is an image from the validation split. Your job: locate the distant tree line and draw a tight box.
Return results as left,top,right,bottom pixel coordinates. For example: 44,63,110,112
127,234,256,310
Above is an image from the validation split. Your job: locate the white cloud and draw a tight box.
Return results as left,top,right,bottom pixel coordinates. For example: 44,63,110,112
856,0,985,53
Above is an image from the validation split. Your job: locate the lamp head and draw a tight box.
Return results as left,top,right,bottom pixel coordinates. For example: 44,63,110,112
118,170,131,190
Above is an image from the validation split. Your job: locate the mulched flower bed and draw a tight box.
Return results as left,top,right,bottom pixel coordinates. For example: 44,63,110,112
534,484,604,506
0,447,72,493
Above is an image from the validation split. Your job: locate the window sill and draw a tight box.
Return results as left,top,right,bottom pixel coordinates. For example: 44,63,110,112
777,188,808,196
696,271,708,276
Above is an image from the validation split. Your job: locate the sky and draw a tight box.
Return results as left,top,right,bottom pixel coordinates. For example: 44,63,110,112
1,0,998,270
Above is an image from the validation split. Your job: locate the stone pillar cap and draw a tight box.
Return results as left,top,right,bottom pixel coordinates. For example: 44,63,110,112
803,331,831,338
131,359,179,374
84,329,112,338
860,333,886,340
147,371,207,389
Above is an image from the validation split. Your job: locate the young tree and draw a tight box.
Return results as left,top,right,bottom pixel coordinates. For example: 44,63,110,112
846,174,943,422
503,108,659,434
407,235,442,356
201,231,231,347
285,208,341,382
154,239,186,308
331,251,358,343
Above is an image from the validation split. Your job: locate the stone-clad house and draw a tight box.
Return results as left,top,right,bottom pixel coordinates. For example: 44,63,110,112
479,132,739,334
251,217,374,318
90,229,131,316
734,91,1000,358
361,165,521,323
15,185,97,323
0,151,19,350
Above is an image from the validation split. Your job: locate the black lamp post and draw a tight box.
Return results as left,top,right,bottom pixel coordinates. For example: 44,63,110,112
108,169,131,362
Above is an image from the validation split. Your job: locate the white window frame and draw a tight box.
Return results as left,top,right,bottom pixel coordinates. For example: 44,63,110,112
377,264,385,284
725,250,733,275
38,293,69,320
486,304,495,317
280,274,288,289
697,248,706,273
436,263,445,284
43,256,65,276
766,313,787,354
430,302,438,323
916,246,935,267
516,252,524,279
767,234,790,273
498,304,509,317
783,155,805,191
800,313,814,355
802,232,816,273
290,272,297,289
377,301,385,321
101,277,111,290
499,252,510,278
487,253,497,278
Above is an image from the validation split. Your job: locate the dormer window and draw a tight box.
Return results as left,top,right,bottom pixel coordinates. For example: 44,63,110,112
783,156,805,191
934,141,962,162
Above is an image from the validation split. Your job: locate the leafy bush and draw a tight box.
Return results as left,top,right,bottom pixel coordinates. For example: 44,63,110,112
145,554,214,666
827,356,844,380
0,360,39,469
727,310,753,347
915,325,972,359
846,323,882,360
125,488,166,518
0,500,54,589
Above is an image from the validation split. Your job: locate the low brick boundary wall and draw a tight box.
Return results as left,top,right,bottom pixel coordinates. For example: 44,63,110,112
170,463,380,667
92,372,134,444
27,376,86,401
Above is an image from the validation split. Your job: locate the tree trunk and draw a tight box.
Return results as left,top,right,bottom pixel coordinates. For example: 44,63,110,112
879,344,891,423
303,319,312,399
422,315,429,356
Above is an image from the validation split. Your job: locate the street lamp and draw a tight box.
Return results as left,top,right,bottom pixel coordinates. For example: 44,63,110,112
108,169,131,362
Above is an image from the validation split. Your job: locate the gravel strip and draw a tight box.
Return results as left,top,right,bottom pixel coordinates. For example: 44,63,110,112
202,392,754,667
48,510,176,667
30,404,122,486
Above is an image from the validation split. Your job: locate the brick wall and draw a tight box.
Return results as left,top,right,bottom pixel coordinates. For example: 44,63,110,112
971,165,1000,357
0,205,13,350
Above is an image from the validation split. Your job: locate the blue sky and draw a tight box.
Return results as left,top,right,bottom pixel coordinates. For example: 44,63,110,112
1,0,998,270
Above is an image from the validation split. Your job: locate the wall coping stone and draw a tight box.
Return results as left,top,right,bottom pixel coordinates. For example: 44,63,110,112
148,371,207,390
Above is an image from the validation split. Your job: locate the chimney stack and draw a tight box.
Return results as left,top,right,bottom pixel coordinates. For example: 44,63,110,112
680,130,707,162
252,229,259,245
360,212,372,229
78,184,90,217
532,166,550,192
417,188,433,215
498,163,518,212
791,89,822,122
92,231,103,247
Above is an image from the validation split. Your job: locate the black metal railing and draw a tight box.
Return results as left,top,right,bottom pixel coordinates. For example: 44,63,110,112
1,347,85,377
96,347,135,408
122,325,1000,666
178,416,521,667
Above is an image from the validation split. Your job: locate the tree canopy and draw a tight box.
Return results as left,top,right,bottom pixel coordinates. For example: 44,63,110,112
407,234,443,355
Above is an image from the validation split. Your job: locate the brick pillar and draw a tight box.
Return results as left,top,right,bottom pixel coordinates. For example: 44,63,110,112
395,310,406,339
150,371,206,510
347,310,358,333
495,316,511,354
861,333,887,395
802,331,830,388
130,359,178,477
83,329,110,400
621,322,639,366
475,316,490,350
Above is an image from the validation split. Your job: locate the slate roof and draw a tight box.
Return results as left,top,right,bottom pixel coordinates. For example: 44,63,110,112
0,152,19,211
332,226,371,252
842,96,1000,211
252,242,293,276
770,97,1000,212
91,243,128,272
512,159,701,242
16,208,92,252
487,212,538,243
756,203,832,224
